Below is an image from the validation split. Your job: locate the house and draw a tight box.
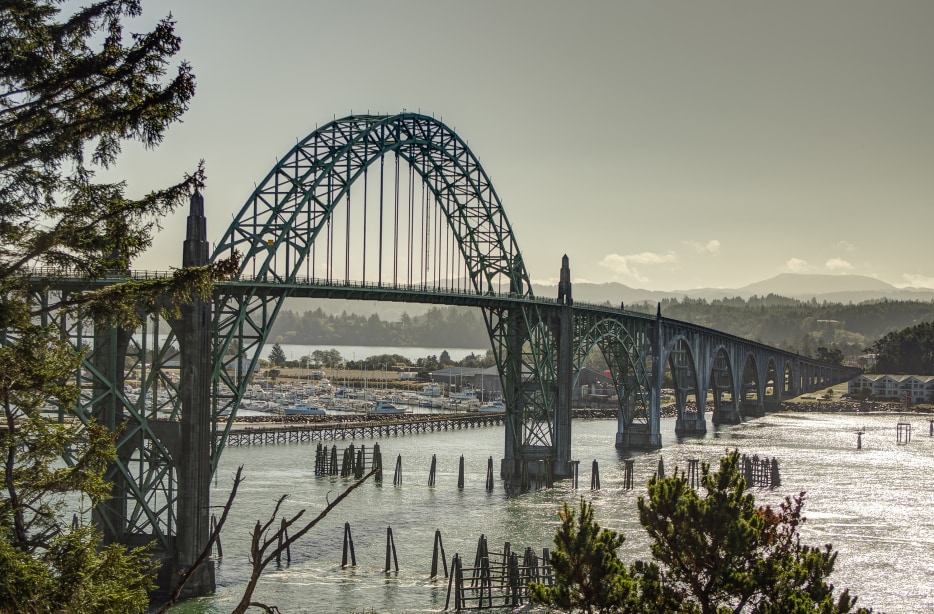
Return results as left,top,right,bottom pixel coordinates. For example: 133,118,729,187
848,374,934,403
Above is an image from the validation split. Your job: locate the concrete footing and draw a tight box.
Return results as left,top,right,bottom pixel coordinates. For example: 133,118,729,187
675,414,707,437
615,426,662,450
712,406,742,425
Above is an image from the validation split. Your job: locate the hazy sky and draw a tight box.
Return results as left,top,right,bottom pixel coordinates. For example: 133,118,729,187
107,1,934,291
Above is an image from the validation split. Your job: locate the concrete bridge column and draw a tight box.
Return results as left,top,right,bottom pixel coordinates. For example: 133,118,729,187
711,347,742,425
616,305,662,449
675,383,708,437
553,255,573,478
163,191,215,597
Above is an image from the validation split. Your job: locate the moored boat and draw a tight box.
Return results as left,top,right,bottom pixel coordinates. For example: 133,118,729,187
470,400,506,413
418,382,442,397
283,401,326,416
368,401,407,415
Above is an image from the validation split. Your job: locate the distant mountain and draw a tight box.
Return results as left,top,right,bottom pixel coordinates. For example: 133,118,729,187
534,274,934,305
737,274,894,298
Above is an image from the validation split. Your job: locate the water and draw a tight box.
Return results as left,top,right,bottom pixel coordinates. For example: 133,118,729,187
172,412,934,613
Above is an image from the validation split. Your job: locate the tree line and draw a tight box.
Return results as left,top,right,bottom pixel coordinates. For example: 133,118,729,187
865,321,934,374
268,295,934,365
626,295,934,362
268,305,490,349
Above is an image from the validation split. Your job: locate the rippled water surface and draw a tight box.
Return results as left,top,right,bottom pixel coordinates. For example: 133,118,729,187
171,412,934,613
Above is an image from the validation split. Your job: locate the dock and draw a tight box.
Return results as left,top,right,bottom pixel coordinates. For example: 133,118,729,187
220,412,505,447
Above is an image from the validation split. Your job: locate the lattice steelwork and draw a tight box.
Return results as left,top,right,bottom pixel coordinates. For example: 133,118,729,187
572,310,653,434
23,281,178,551
208,113,556,472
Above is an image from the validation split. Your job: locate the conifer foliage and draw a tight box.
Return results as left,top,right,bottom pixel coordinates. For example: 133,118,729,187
532,451,873,614
0,1,221,611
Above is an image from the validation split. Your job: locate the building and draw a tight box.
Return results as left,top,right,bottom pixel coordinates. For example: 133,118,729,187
430,366,616,404
848,374,934,403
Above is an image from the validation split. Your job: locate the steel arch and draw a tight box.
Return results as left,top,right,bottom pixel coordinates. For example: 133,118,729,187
207,113,554,471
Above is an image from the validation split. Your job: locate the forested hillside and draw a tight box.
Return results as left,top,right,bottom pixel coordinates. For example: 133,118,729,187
269,306,490,348
629,295,934,360
866,322,934,374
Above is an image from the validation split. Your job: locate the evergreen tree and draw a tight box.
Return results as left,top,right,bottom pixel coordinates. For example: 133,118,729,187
0,1,234,609
268,342,287,367
637,451,870,614
529,498,641,614
534,452,872,613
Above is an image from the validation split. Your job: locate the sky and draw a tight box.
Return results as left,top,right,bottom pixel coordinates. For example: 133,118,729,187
105,1,934,291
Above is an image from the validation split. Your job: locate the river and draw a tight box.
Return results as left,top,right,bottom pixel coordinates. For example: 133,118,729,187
171,411,934,613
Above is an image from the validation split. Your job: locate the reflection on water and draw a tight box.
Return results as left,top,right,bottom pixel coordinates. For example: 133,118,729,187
172,412,934,613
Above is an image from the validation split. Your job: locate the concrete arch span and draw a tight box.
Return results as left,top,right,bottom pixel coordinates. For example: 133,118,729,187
572,313,653,449
659,335,706,437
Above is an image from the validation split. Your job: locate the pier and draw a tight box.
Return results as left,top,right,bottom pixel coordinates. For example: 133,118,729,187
221,413,505,447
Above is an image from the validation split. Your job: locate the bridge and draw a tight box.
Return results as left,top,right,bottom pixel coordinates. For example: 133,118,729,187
22,113,858,595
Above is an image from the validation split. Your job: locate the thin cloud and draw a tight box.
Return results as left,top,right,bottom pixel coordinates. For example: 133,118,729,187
834,240,856,252
825,258,853,272
685,239,721,254
785,258,811,273
599,251,678,283
902,273,934,289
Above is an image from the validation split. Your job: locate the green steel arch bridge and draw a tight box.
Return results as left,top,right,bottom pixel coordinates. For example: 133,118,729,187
23,113,858,595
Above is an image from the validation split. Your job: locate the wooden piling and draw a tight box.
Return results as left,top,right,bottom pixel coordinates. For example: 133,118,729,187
485,456,494,491
568,460,580,489
393,454,403,485
590,459,600,490
329,445,338,475
458,455,465,490
385,526,399,573
431,529,448,578
355,445,365,479
444,553,464,611
341,521,356,567
687,459,699,489
276,517,291,564
770,457,780,488
373,443,383,483
623,459,634,490
429,454,437,487
210,513,223,558
897,422,911,443
657,457,665,479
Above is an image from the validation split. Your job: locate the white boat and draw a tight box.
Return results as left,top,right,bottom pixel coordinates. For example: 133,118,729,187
471,400,506,413
368,401,406,415
283,401,326,416
449,388,478,402
419,383,442,397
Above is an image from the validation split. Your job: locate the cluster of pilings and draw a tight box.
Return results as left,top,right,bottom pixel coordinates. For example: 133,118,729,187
312,442,782,494
328,524,553,611
741,454,781,489
315,443,504,491
445,534,553,611
314,442,383,480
